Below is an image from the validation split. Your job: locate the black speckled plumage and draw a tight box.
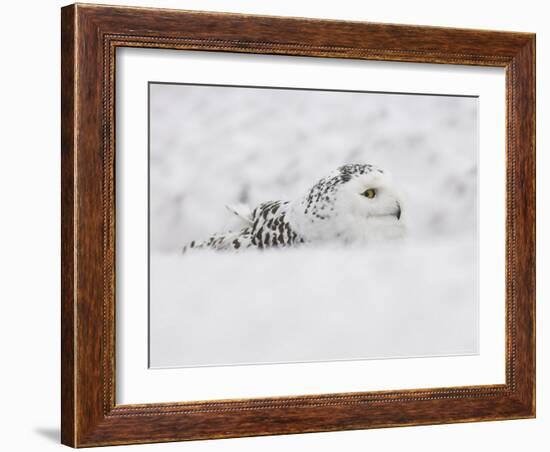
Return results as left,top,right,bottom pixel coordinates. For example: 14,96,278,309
183,200,301,252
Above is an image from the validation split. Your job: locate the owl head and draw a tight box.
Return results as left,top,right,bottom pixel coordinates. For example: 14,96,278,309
290,164,406,244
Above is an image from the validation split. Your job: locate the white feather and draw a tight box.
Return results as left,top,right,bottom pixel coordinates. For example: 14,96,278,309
224,203,253,230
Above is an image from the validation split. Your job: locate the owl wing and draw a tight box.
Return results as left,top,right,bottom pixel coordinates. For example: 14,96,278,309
182,229,254,253
182,200,303,253
248,201,303,249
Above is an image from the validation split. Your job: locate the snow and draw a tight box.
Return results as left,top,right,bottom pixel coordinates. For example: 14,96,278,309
149,239,477,368
148,83,478,368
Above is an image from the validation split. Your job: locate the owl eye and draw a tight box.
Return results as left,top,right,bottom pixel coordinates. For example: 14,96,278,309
362,188,376,199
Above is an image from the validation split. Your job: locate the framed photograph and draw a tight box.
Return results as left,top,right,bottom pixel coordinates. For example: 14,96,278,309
61,3,535,447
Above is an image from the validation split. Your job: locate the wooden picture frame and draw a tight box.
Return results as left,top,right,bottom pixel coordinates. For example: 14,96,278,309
61,3,535,447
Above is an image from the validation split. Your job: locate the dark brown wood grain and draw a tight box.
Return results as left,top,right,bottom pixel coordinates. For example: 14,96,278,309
61,3,536,447
61,5,76,446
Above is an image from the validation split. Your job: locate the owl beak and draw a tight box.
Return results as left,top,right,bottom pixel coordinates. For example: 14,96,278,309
396,203,402,220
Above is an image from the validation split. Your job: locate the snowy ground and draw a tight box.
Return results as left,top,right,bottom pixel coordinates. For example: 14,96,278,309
149,239,477,368
148,83,478,368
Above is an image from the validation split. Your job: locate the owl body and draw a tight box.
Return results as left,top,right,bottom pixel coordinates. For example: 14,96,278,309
183,164,405,253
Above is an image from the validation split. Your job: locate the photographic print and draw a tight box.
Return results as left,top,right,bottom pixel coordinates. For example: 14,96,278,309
148,82,478,369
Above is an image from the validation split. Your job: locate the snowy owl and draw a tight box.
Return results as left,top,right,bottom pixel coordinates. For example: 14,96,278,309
183,163,405,252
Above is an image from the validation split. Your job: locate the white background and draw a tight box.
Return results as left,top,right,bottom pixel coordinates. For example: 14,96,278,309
0,0,545,451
